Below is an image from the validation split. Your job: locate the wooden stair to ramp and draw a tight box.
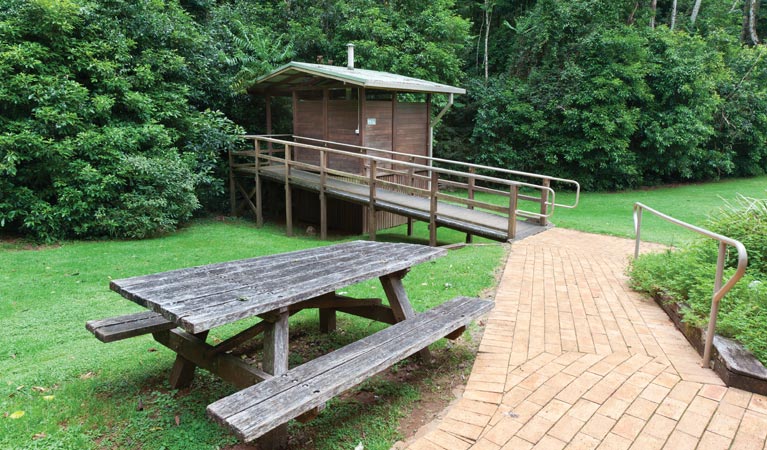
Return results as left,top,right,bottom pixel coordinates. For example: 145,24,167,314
206,296,493,443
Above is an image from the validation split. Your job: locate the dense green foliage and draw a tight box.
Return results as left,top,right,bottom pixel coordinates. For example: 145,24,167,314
629,192,767,362
2,0,767,240
0,0,241,241
451,0,767,190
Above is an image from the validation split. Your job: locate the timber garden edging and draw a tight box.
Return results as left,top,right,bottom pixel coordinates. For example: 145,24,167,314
654,296,767,395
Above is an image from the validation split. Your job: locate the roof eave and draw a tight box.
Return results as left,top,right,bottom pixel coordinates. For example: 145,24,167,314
251,61,466,95
364,81,466,95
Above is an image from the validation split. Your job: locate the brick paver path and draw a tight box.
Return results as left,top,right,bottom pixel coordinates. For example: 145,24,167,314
397,228,767,450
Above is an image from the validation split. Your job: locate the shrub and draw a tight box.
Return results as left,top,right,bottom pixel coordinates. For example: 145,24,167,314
0,0,239,241
706,194,767,277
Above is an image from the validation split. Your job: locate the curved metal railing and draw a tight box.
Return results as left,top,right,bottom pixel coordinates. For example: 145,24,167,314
633,202,748,368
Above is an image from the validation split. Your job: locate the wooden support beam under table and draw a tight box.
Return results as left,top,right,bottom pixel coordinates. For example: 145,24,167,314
260,308,290,450
154,329,269,389
319,309,336,333
379,272,432,361
168,330,209,389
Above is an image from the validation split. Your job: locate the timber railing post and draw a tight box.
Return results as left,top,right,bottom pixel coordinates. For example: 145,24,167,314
284,145,293,237
406,157,415,236
320,149,327,240
255,139,263,227
429,170,439,246
539,178,551,226
508,185,518,240
466,167,476,244
228,148,236,216
369,160,377,241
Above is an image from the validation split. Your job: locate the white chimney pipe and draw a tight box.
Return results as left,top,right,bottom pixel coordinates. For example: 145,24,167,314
347,43,355,70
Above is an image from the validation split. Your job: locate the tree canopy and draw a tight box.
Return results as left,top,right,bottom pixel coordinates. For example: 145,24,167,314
2,0,767,240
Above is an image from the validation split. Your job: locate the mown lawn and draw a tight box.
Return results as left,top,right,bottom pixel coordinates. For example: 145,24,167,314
0,219,504,450
521,175,767,244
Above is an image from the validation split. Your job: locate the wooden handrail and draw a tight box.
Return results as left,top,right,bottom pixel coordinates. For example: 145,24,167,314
233,134,579,241
256,134,581,210
244,135,557,218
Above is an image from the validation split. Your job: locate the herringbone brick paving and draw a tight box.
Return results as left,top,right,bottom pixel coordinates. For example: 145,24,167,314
396,228,767,450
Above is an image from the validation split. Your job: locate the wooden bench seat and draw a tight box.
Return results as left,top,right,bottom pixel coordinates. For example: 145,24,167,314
207,296,493,443
86,311,176,343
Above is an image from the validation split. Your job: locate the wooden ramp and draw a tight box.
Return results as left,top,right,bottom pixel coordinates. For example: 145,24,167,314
253,165,548,242
230,135,579,244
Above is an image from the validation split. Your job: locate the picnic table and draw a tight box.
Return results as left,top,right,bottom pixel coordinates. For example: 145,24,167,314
87,240,492,448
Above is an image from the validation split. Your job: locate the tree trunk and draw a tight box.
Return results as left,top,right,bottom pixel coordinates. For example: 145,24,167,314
748,0,760,45
628,2,639,24
690,0,702,26
670,0,678,30
484,0,492,82
650,0,657,28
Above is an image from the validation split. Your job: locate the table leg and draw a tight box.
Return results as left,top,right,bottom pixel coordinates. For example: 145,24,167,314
319,308,337,333
168,330,209,389
260,309,290,449
379,272,432,361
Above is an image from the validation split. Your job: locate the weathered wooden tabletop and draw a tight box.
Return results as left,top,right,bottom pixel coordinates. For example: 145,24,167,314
110,240,446,334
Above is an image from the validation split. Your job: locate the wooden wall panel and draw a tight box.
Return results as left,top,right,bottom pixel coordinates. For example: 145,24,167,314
394,102,427,165
363,101,393,151
327,100,362,174
287,93,432,234
294,100,323,166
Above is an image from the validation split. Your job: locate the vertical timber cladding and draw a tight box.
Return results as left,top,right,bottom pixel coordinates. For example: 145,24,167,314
292,88,430,233
293,91,323,166
361,91,430,232
327,89,363,173
293,88,366,232
394,101,428,164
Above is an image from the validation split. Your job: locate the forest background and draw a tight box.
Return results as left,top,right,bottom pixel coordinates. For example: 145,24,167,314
2,0,766,242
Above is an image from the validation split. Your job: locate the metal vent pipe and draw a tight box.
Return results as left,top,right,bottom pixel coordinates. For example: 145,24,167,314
347,43,355,70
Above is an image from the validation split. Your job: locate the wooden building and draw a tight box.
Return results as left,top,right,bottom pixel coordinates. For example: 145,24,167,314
248,45,465,233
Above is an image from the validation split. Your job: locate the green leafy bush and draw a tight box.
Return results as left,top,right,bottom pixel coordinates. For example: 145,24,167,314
706,195,767,277
629,192,767,362
0,0,241,241
441,0,767,190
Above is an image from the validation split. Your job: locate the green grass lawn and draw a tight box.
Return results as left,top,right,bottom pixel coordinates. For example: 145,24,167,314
521,175,767,245
0,219,504,450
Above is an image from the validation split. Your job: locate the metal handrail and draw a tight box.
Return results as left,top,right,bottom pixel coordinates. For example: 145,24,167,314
633,202,748,368
284,135,581,209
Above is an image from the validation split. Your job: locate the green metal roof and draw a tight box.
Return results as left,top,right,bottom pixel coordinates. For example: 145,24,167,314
250,62,465,95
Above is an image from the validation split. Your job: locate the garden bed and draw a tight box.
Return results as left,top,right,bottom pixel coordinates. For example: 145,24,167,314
654,296,767,395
